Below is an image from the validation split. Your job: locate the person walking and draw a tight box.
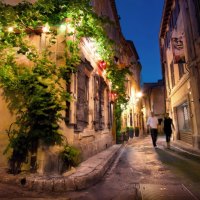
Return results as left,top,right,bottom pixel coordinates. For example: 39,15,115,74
147,112,159,148
163,113,175,148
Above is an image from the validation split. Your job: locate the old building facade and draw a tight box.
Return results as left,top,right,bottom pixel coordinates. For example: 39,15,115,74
159,0,200,148
0,0,141,173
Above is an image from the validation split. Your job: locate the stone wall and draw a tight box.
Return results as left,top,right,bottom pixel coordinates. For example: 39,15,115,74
74,131,113,161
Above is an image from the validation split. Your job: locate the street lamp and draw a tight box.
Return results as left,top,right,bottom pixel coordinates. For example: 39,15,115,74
136,91,143,98
42,23,50,33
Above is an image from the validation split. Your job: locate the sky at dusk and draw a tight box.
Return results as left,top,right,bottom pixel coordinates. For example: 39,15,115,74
115,0,165,83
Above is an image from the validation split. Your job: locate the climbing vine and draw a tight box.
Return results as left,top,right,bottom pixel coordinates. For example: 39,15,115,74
106,64,130,138
0,0,130,173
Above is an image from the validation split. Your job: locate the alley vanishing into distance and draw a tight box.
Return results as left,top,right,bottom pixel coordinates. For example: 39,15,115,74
1,135,200,200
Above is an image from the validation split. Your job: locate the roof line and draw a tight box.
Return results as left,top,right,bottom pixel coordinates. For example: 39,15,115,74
159,0,173,38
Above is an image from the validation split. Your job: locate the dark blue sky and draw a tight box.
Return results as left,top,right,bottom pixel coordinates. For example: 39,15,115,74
115,0,164,83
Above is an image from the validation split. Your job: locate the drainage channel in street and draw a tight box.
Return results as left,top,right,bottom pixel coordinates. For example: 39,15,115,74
138,184,199,200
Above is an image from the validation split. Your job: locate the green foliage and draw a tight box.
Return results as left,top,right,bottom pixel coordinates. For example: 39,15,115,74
0,53,67,144
135,127,139,137
111,64,130,138
0,0,130,173
106,64,130,106
60,145,81,171
110,66,130,135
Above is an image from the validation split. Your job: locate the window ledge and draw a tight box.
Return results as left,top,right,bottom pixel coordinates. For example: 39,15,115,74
169,73,190,97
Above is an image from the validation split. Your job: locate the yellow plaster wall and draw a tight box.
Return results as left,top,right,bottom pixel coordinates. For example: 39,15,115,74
0,90,16,168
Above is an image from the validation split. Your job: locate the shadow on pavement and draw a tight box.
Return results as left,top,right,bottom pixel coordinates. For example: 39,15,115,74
155,147,200,183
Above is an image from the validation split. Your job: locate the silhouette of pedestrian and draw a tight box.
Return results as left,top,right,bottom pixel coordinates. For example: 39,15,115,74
147,112,159,148
163,113,175,148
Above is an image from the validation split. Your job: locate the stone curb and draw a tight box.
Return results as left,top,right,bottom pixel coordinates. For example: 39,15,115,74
170,141,200,158
159,139,200,159
0,144,122,192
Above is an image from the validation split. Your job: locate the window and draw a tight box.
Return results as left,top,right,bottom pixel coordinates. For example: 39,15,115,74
93,76,105,131
177,101,191,132
164,31,171,48
170,61,175,87
165,0,180,49
75,65,90,131
173,0,180,27
178,63,184,79
89,0,95,6
85,75,89,102
194,0,200,35
168,0,180,34
65,73,77,124
130,109,133,126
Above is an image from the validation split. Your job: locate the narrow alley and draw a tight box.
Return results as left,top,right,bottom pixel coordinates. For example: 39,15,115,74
0,0,200,199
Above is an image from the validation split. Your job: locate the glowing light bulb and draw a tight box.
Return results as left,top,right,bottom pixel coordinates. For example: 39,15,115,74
8,27,14,32
136,91,143,98
42,24,50,33
66,24,75,34
60,24,67,32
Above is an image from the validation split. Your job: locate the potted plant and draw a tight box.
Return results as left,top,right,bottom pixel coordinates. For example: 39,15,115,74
135,127,140,137
125,127,130,141
129,126,134,138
